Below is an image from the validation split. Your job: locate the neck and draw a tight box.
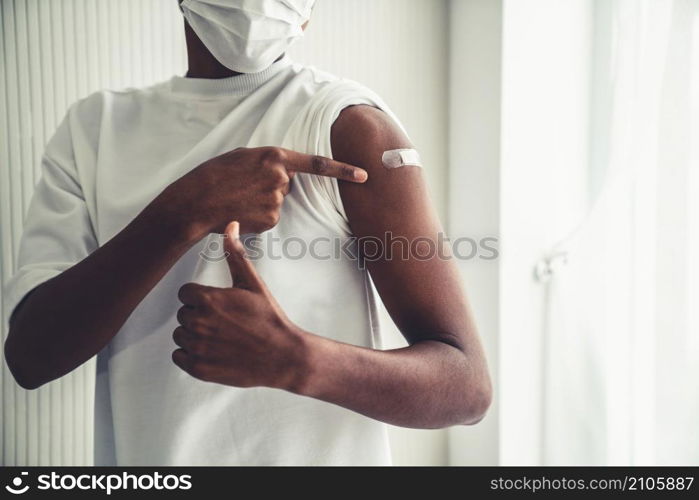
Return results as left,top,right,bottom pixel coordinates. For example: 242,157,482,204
184,22,241,79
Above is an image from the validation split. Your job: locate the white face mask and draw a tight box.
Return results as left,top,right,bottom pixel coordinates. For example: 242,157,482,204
181,0,315,74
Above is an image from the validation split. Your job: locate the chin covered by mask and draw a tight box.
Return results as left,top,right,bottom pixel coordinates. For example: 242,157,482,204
181,0,315,74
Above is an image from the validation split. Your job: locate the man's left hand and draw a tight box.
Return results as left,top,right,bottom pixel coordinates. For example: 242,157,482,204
172,221,310,391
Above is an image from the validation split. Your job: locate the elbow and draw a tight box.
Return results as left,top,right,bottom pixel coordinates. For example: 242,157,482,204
456,353,493,426
13,376,43,391
461,376,493,425
429,339,493,428
4,330,45,391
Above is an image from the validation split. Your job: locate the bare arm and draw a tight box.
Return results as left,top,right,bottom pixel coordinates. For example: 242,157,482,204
172,106,492,428
303,105,492,426
4,196,198,390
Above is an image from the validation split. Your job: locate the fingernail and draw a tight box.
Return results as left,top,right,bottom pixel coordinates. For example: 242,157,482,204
355,170,368,182
226,221,240,239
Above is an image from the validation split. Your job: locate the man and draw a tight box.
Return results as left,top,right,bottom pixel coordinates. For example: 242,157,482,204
4,0,491,465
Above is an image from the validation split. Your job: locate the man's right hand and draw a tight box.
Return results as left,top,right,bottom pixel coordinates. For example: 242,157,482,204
162,146,368,236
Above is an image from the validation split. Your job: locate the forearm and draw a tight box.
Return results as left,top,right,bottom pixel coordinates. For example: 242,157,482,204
296,334,492,429
4,192,204,390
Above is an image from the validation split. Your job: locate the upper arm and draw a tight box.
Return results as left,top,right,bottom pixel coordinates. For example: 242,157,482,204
4,111,97,326
331,105,478,351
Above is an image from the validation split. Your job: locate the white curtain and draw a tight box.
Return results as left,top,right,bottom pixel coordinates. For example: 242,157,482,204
541,0,699,465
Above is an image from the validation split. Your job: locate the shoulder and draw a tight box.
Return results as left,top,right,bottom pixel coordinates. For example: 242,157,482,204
287,61,340,86
282,61,413,155
283,61,385,115
68,80,168,123
333,104,412,147
54,81,169,151
331,104,414,170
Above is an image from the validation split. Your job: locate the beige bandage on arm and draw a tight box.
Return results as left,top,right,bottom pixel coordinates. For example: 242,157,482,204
381,148,423,169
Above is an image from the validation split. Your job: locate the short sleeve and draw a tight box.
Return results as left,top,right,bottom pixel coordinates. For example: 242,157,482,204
284,79,411,231
3,108,98,325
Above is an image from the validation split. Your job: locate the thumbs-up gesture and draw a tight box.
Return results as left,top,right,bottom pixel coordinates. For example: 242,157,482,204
172,221,309,391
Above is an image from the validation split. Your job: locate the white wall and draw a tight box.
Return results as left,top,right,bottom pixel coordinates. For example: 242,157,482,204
0,0,451,466
447,0,502,466
445,0,597,466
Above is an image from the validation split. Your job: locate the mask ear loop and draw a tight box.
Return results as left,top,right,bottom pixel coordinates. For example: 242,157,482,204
381,149,423,169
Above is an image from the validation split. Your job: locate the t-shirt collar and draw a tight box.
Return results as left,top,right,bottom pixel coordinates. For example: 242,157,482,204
170,54,292,97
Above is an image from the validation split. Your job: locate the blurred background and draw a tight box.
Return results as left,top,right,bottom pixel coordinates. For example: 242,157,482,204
1,0,697,466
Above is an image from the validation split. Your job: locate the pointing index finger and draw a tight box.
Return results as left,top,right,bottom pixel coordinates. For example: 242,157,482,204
283,150,368,183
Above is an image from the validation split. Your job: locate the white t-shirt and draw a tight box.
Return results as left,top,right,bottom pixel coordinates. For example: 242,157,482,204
4,55,406,465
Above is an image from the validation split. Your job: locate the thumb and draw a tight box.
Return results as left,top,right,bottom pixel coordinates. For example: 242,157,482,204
224,221,265,292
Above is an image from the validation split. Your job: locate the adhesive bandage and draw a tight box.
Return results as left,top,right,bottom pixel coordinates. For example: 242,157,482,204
381,148,423,169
